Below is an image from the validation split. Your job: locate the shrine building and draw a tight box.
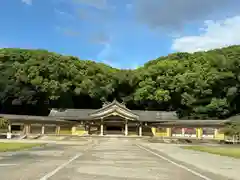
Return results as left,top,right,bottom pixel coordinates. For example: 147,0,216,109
0,100,227,140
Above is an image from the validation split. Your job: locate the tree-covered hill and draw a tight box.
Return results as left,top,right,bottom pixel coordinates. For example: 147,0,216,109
1,46,240,119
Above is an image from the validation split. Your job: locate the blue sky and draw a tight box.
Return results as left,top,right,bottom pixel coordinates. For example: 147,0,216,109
1,0,240,69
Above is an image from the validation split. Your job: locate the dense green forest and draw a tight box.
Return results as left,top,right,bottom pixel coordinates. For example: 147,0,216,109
1,45,240,119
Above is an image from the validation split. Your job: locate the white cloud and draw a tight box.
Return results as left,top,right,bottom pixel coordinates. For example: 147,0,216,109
54,9,74,19
21,0,32,5
172,16,240,52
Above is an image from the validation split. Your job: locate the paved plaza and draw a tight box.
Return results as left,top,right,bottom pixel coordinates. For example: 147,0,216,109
0,138,236,180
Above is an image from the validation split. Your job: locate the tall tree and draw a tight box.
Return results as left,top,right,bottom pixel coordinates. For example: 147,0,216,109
1,45,240,119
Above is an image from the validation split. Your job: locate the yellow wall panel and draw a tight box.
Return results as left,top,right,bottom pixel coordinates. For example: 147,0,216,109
196,128,203,139
166,128,172,137
155,132,168,137
71,126,87,135
151,127,156,136
214,129,225,140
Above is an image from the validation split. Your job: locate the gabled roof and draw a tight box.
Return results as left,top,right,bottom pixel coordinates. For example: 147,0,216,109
89,100,139,120
49,109,93,120
90,99,136,115
0,114,71,123
227,115,240,121
49,109,178,122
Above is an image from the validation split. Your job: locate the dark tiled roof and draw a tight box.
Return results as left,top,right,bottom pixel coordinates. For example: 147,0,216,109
49,108,178,122
132,110,178,121
49,109,93,120
49,100,178,121
0,114,68,122
227,115,240,121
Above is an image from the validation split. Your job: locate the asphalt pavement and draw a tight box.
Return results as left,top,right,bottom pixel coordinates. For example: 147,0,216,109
0,138,231,180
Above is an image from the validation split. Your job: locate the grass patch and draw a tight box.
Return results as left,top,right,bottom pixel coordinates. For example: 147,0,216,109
182,145,240,159
0,142,44,152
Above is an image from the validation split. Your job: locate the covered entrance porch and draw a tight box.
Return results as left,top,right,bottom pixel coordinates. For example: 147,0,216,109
88,100,143,136
104,120,125,135
88,120,143,136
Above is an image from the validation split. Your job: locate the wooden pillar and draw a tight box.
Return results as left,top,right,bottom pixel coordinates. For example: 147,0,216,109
88,125,91,135
125,120,128,136
99,118,104,136
182,128,185,136
8,123,11,133
56,125,60,135
100,123,104,136
28,124,31,134
25,124,28,134
24,124,31,134
85,124,89,135
41,124,45,135
7,123,12,139
24,124,28,134
214,128,218,138
139,123,142,136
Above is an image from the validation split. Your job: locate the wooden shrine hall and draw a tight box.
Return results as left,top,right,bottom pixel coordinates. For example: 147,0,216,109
0,100,228,139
